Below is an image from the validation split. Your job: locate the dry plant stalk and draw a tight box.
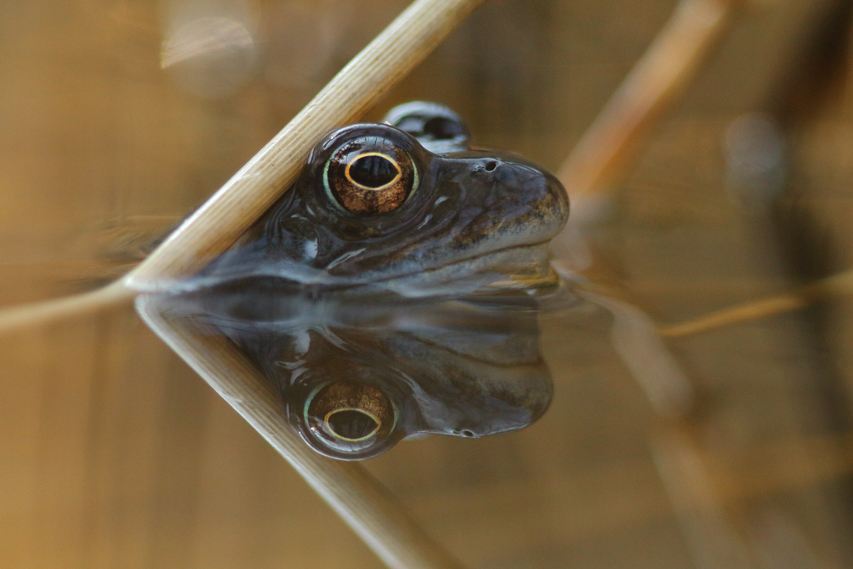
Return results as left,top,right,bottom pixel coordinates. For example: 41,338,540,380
126,1,484,568
579,289,694,416
0,281,135,334
137,297,465,569
0,0,483,334
1,0,483,565
658,268,853,338
650,426,755,569
558,0,738,196
125,0,485,291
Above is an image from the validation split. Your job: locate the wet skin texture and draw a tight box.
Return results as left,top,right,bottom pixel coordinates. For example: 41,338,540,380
155,287,554,460
195,102,570,295
167,102,570,460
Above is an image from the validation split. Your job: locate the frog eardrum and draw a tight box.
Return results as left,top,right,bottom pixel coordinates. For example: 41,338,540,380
323,136,419,216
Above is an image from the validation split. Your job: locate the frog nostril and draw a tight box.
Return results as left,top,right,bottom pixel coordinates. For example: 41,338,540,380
485,161,498,172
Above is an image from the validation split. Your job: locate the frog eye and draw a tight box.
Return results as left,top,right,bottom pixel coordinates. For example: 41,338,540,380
303,381,397,457
324,137,418,215
382,101,470,154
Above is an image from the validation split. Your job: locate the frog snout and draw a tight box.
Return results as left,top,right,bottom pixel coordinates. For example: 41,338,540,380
545,171,570,226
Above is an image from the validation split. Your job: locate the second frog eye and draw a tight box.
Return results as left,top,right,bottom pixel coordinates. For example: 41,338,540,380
324,137,418,216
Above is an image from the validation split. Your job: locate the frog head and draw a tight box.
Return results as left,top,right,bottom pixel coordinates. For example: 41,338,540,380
196,102,569,297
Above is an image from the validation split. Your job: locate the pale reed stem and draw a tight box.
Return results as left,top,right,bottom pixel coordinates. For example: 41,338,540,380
136,296,466,569
0,281,135,334
659,268,853,338
0,1,481,566
125,0,485,291
0,0,483,339
651,426,756,569
558,0,737,197
129,1,483,568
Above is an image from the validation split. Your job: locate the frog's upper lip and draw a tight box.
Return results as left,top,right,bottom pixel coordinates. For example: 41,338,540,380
373,242,558,297
170,240,557,297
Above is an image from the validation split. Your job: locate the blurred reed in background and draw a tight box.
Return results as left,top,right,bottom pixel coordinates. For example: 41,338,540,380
4,0,853,568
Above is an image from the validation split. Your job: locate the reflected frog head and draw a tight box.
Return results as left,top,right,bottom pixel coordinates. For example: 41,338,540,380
196,102,569,296
152,286,554,461
285,294,552,460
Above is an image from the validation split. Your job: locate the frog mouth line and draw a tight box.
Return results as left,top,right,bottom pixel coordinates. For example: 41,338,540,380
371,242,559,297
168,241,558,296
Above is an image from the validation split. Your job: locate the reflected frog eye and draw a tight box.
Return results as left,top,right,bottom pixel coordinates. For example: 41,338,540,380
326,408,379,440
303,381,397,457
324,137,418,215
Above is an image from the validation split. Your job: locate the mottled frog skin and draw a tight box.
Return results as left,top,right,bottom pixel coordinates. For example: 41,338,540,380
152,287,554,460
192,102,570,296
157,103,570,460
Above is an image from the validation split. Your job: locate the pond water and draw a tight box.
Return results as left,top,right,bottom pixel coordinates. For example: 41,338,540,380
2,0,853,568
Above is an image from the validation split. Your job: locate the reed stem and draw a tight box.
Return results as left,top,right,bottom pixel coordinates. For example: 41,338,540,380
0,281,135,334
558,0,737,197
125,0,485,291
129,1,483,567
0,1,483,565
136,296,466,569
658,268,853,338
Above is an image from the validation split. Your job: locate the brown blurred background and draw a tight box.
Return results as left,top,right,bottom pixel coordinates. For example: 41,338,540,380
4,0,853,567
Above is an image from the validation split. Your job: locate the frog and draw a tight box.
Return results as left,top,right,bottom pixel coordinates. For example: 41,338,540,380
154,102,570,460
189,101,570,297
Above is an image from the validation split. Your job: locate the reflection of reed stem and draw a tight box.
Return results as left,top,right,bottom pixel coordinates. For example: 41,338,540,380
558,0,737,197
651,425,756,569
125,0,485,291
579,289,694,416
659,268,853,338
0,281,135,334
0,1,480,565
130,1,482,568
137,296,466,569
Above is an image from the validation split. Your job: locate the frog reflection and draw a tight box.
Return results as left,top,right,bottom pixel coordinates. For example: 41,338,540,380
158,102,569,460
153,285,553,460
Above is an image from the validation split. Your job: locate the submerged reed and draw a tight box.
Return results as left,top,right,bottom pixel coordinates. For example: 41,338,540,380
127,1,484,568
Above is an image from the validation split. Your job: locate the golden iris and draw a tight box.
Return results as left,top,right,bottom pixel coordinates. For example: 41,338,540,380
305,381,396,446
324,138,417,215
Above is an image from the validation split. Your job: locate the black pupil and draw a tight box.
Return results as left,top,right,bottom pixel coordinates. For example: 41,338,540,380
349,155,398,187
327,409,379,440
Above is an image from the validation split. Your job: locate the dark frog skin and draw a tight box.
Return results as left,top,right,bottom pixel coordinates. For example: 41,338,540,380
192,101,570,296
148,286,556,461
152,102,571,460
